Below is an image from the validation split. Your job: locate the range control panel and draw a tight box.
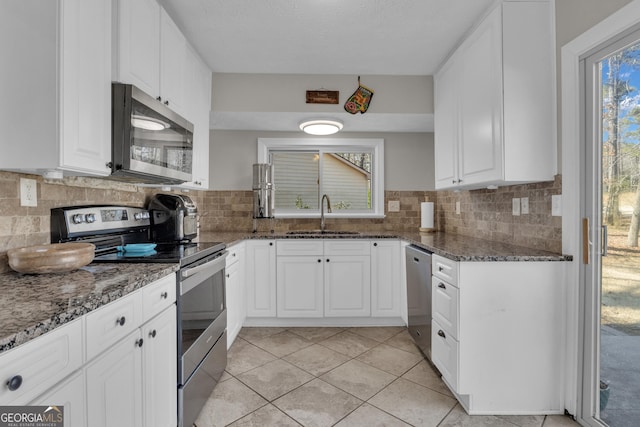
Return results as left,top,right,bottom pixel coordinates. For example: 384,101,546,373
52,206,151,238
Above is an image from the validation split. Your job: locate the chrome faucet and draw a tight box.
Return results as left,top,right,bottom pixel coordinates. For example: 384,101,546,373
320,194,332,232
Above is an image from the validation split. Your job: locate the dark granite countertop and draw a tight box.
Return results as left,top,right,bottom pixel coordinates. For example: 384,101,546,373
0,263,178,354
1,230,570,355
199,230,572,262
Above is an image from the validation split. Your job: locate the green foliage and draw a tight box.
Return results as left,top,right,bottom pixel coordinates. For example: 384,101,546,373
294,195,310,209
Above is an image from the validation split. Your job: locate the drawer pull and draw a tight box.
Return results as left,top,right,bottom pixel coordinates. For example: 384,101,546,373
416,330,421,336
438,283,446,289
232,252,236,257
6,375,22,391
438,266,444,272
437,330,446,339
136,338,144,348
161,292,168,299
326,259,330,263
116,316,126,326
149,330,157,338
226,274,230,278
318,259,322,263
373,242,378,247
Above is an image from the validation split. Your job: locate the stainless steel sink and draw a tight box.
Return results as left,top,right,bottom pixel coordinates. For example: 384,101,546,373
285,230,360,235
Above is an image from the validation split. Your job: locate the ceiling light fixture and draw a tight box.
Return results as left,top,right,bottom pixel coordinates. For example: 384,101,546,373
131,115,169,131
299,119,343,135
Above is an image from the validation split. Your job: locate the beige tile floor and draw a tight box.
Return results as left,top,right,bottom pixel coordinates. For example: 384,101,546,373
195,327,580,427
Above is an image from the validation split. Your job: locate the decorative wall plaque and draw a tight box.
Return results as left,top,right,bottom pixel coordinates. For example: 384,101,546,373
306,90,339,104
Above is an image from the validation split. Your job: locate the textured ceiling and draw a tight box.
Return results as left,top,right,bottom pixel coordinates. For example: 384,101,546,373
159,0,494,75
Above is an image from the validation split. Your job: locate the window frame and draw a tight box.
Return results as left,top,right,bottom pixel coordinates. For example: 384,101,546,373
257,138,385,218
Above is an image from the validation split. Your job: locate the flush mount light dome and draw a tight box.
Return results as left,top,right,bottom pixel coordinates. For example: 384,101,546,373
299,119,343,135
131,115,169,131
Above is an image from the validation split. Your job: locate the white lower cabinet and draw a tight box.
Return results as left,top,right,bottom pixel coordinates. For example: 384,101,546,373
226,242,246,348
371,240,401,317
32,370,86,427
0,273,177,427
245,240,276,317
324,255,371,317
86,329,144,427
430,254,565,414
277,256,324,317
246,238,404,324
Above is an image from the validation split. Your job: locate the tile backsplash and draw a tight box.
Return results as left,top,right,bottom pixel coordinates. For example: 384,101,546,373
0,170,563,273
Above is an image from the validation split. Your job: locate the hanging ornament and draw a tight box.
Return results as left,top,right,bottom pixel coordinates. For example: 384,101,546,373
344,76,374,114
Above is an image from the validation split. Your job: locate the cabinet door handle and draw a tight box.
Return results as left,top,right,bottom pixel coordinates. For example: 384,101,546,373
438,283,446,289
6,375,22,391
161,292,168,299
116,316,126,326
373,242,378,247
136,338,144,348
269,242,273,246
326,259,330,263
149,330,157,338
156,96,162,102
226,273,230,278
437,330,446,339
318,259,322,263
164,100,169,106
438,266,444,272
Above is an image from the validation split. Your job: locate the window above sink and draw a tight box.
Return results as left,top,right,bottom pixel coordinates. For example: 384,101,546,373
258,138,385,218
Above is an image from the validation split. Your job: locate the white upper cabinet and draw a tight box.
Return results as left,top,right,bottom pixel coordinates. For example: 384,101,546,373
180,44,212,190
0,0,112,177
114,0,188,118
159,7,186,116
112,0,160,99
434,0,556,190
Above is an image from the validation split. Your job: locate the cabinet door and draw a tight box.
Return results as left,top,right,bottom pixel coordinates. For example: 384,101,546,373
86,330,143,427
277,256,324,317
180,44,211,190
431,319,459,392
142,306,177,427
159,7,186,116
226,260,242,347
434,55,460,189
458,6,502,186
246,240,276,317
324,255,371,317
31,370,86,427
59,0,111,175
114,0,160,98
371,240,401,317
0,319,83,405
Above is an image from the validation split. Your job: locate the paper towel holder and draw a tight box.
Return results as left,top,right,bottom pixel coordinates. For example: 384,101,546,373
419,198,435,233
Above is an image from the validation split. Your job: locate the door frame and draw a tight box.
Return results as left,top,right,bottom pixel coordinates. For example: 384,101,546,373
561,0,640,422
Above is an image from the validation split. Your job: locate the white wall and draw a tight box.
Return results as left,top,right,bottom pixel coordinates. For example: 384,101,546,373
209,130,434,191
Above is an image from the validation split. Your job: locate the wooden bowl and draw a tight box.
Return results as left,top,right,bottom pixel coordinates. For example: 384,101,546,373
7,243,95,274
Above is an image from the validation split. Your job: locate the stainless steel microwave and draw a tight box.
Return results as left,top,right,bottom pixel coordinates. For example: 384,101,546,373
111,83,194,184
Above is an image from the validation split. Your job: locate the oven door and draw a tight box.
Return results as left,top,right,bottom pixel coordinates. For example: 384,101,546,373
177,250,228,384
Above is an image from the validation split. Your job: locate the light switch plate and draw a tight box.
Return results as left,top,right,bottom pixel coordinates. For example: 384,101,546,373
521,197,529,215
388,200,400,212
20,178,37,207
512,198,521,216
552,194,562,216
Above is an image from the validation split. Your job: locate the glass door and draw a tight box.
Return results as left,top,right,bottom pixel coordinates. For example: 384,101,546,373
583,29,640,427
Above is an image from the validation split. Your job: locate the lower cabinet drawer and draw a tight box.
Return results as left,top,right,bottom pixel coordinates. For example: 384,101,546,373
85,291,142,361
432,318,459,393
142,274,176,323
432,276,459,339
0,319,83,405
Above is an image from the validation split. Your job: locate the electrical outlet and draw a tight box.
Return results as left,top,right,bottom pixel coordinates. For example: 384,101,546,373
20,178,37,207
388,200,400,212
512,198,521,216
521,197,529,215
552,194,562,216
455,201,461,215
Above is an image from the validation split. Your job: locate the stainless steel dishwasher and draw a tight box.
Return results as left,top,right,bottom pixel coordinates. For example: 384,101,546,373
405,245,433,360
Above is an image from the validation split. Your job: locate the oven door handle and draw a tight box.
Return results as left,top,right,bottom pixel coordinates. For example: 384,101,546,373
181,251,228,281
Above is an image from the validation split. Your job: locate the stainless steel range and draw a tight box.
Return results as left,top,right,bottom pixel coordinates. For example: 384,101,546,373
51,205,228,427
